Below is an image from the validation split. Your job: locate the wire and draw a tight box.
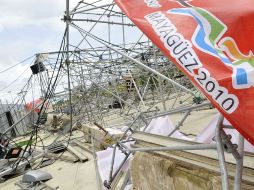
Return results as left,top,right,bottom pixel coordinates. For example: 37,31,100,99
0,75,33,117
10,30,67,171
0,64,31,92
0,55,34,74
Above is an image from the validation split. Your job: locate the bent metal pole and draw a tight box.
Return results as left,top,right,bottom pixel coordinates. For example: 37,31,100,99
70,23,195,96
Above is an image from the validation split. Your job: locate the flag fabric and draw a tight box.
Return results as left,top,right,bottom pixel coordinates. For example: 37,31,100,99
24,98,46,113
115,0,254,144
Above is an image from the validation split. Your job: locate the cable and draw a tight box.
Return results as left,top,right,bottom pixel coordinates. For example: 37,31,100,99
0,55,34,74
0,75,33,117
0,64,32,92
11,30,67,171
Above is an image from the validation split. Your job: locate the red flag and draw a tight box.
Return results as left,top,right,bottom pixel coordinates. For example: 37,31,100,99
25,98,48,113
115,0,254,144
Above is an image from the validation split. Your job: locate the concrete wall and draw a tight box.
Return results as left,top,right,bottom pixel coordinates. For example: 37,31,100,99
130,152,253,190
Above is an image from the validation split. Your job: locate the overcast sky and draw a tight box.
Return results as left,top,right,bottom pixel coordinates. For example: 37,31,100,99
0,0,143,104
0,0,81,102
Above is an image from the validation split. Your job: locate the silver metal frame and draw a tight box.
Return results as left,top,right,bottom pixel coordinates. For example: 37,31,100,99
0,1,248,190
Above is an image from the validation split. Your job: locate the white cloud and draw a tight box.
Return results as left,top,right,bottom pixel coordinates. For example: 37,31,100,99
0,0,141,102
0,0,80,101
0,0,83,27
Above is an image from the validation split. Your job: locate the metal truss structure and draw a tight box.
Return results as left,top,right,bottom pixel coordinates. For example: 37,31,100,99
0,1,250,190
59,1,248,190
48,0,200,127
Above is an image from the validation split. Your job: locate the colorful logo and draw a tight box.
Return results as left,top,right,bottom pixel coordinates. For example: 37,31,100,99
167,5,254,89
